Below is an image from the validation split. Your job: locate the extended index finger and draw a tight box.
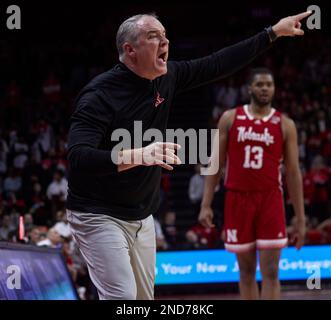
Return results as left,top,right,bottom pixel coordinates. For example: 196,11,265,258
293,11,312,21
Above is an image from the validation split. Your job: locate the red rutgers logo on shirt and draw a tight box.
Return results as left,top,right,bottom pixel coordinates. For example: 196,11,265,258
154,92,165,107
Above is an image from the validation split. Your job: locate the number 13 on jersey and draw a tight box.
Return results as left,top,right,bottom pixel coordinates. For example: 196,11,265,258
243,145,264,169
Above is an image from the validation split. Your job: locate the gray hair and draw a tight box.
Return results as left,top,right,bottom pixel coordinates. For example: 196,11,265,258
116,13,158,61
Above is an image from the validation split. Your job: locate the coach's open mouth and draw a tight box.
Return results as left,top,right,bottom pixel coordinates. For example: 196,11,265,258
157,52,167,64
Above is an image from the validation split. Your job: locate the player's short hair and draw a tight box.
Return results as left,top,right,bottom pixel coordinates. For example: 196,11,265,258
116,13,158,60
248,68,274,84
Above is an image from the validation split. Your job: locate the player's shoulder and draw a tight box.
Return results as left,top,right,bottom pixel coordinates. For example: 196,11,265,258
279,112,297,141
223,105,246,119
223,108,237,118
217,106,240,130
280,112,296,128
219,108,236,122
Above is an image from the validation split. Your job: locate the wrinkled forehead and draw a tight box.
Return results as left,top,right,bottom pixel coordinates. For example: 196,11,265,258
136,16,166,34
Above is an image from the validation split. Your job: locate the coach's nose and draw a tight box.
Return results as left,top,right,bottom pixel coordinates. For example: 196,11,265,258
161,35,169,47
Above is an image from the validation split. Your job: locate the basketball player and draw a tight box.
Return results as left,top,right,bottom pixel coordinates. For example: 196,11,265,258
67,12,310,300
199,68,305,299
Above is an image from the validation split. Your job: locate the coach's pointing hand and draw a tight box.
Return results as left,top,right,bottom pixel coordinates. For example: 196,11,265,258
272,11,312,38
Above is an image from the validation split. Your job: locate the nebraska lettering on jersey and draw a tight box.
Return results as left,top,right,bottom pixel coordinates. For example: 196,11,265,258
237,126,274,146
224,105,284,191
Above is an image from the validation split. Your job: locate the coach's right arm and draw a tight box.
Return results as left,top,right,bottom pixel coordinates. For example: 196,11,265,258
169,11,311,95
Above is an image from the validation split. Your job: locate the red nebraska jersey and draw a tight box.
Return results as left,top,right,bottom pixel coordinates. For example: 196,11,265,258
224,105,284,191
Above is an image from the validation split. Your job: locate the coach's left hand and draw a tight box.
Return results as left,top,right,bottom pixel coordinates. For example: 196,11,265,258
272,11,312,37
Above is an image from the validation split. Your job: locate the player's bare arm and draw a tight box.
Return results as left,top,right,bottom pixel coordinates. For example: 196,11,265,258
199,109,235,228
282,115,306,250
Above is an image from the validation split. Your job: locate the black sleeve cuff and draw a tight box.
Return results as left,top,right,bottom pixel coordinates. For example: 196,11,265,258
264,26,278,43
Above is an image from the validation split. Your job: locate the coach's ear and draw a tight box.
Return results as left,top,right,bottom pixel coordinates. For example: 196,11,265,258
123,42,136,60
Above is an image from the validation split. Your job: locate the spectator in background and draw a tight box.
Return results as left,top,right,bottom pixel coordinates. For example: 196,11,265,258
22,155,47,191
53,209,71,239
215,78,238,109
27,226,41,245
46,169,68,220
3,168,22,195
0,134,9,177
306,155,330,222
37,227,63,248
317,218,331,244
24,213,35,233
36,119,55,158
305,216,324,245
302,165,315,218
55,138,68,171
27,180,47,225
298,130,307,163
7,229,19,243
162,211,178,250
154,217,168,251
7,204,22,231
316,109,328,134
0,214,16,241
306,123,322,162
12,135,29,170
188,164,205,216
184,223,220,250
41,148,60,172
184,228,209,250
46,170,68,200
42,71,61,106
323,131,331,166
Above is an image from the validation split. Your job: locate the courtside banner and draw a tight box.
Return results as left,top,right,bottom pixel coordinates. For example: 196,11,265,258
155,245,331,285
